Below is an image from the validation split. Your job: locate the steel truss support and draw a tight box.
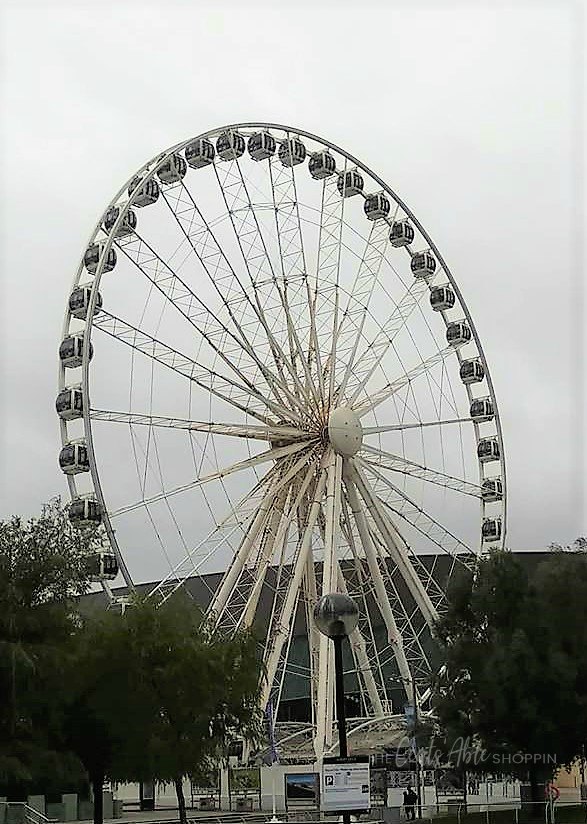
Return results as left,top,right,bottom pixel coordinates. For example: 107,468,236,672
315,450,342,759
343,462,414,693
260,466,328,710
338,496,390,712
335,563,384,718
237,463,317,632
351,460,438,630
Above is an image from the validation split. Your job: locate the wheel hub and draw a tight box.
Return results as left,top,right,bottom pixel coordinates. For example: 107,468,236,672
327,406,363,457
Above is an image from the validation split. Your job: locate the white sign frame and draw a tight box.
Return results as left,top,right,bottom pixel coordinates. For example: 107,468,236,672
321,758,371,812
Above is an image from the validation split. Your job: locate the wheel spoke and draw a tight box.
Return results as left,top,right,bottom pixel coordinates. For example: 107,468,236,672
311,169,346,407
90,409,312,442
360,460,477,560
116,224,298,416
92,310,289,424
110,440,313,518
359,445,483,497
152,446,319,606
267,151,324,410
161,177,310,417
212,153,319,419
352,345,454,419
149,467,278,605
335,218,391,402
368,523,434,683
345,278,431,405
363,417,475,435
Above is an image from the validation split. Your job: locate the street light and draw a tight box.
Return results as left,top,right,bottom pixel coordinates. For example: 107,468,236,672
389,675,423,819
314,593,359,824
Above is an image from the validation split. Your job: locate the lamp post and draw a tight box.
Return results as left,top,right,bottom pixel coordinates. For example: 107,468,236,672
389,675,423,819
314,593,359,824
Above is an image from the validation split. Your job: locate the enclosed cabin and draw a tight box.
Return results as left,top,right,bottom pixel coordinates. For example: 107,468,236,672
364,193,391,221
430,284,455,312
411,251,436,279
248,131,276,161
103,206,137,238
477,436,500,463
157,153,187,185
470,396,494,422
87,551,119,582
68,497,102,527
337,169,364,197
69,286,102,320
216,130,246,161
446,320,471,346
308,151,336,180
128,175,160,207
59,441,90,475
482,517,502,543
278,137,306,167
460,358,485,384
84,242,117,276
56,387,83,420
59,335,93,369
389,220,415,248
481,477,503,502
185,138,215,169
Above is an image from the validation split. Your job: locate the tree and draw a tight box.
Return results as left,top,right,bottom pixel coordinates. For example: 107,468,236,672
0,499,95,798
63,594,263,824
431,544,587,799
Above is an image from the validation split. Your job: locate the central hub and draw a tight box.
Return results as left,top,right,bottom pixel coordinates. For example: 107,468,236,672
327,406,363,457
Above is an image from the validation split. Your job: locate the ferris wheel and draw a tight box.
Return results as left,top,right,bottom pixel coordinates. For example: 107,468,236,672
57,123,506,759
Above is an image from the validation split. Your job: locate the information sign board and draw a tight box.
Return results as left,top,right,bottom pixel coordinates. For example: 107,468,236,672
321,756,371,812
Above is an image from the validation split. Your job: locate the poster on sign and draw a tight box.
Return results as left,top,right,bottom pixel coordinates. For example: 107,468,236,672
321,757,371,812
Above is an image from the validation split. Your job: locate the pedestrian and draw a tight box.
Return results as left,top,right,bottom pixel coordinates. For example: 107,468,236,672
403,786,418,820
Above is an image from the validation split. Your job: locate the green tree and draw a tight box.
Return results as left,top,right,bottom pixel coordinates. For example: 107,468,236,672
431,543,587,799
0,499,95,798
63,594,262,824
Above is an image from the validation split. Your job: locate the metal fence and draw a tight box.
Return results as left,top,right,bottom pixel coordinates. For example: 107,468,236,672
420,801,587,824
2,800,585,824
0,802,58,824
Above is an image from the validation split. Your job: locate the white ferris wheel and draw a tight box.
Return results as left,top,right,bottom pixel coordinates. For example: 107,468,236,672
57,123,506,759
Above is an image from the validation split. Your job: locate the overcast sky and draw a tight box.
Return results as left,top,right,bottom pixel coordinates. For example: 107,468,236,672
0,0,584,560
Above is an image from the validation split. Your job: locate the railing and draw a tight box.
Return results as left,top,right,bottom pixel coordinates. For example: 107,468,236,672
179,802,586,824
2,799,582,824
421,800,587,824
0,802,57,824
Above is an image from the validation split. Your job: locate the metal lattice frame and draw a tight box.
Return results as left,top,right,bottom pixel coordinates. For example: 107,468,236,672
58,123,506,760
